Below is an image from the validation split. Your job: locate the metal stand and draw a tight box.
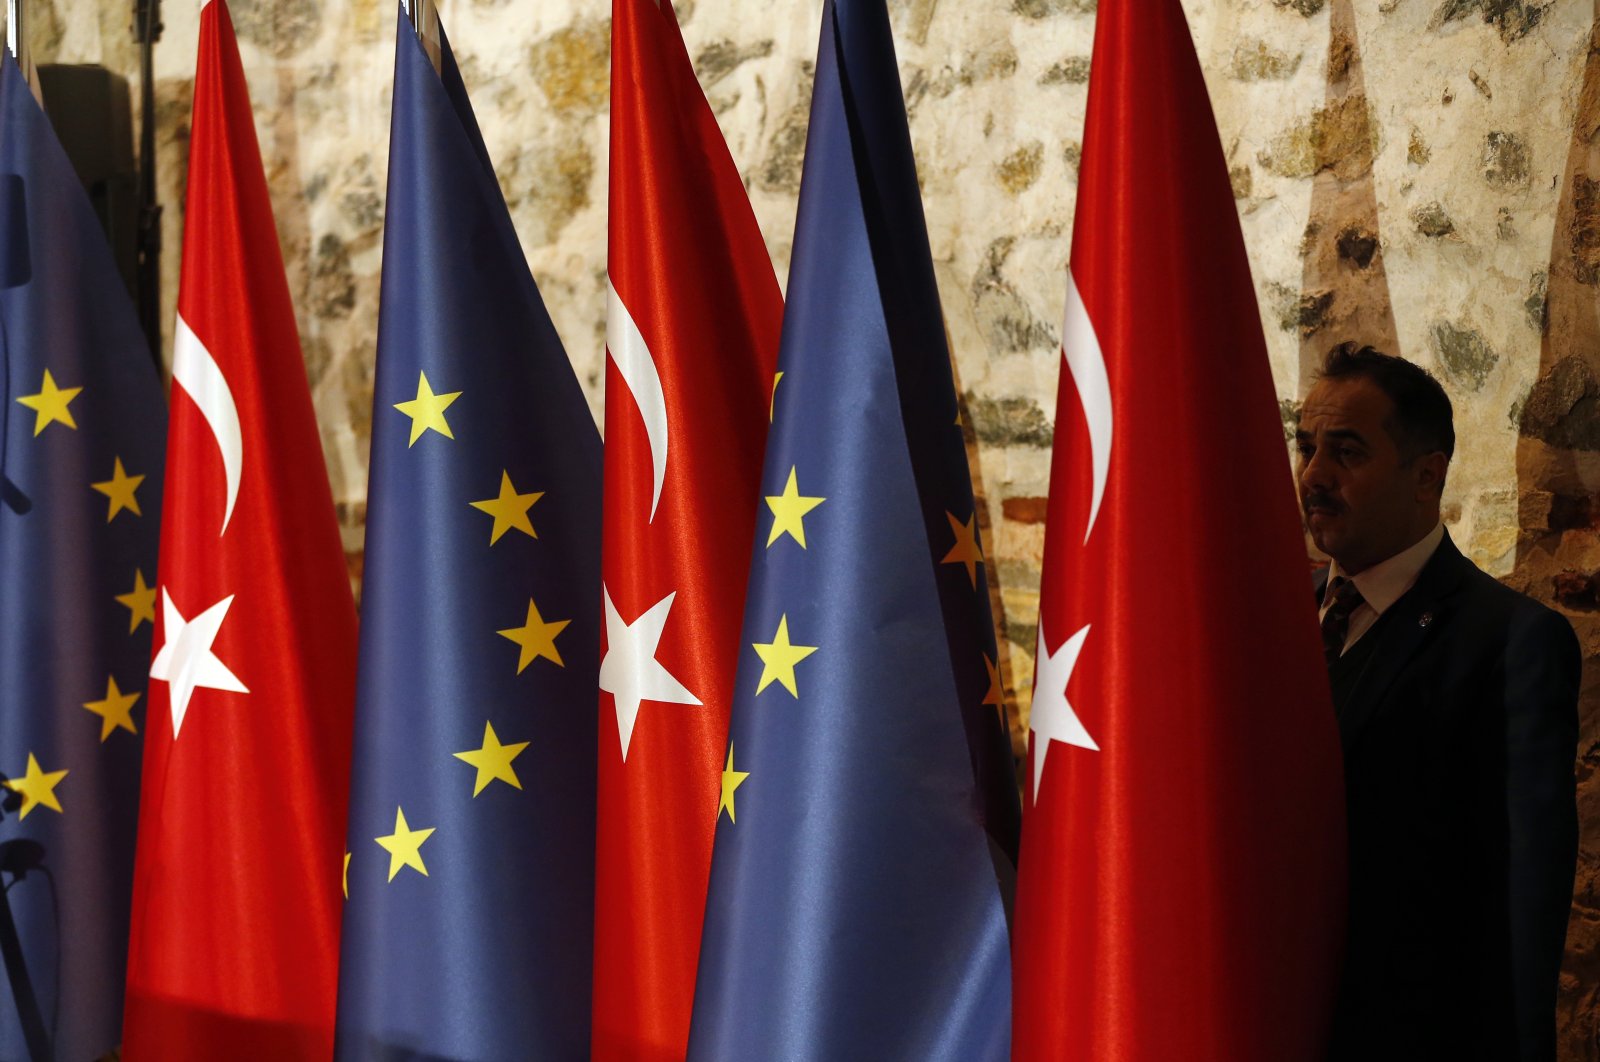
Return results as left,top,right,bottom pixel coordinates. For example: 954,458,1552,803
0,782,51,1062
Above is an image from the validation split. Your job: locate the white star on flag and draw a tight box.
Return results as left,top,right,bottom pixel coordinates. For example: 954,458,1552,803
599,586,701,761
150,590,250,737
1031,622,1099,795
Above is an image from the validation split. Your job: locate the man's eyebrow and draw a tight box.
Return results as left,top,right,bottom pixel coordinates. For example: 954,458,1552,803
1294,427,1369,445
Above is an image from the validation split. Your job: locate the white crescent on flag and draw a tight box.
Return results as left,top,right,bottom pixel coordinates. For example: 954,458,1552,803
172,313,244,537
1061,269,1113,545
606,276,670,523
1028,268,1113,794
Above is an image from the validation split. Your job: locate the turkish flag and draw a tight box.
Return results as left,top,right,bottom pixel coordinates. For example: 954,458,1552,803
1010,0,1347,1058
122,2,357,1057
595,1,783,1057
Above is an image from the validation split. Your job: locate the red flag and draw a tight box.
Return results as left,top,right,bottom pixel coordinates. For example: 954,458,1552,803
122,2,357,1056
596,0,783,1056
1011,0,1346,1057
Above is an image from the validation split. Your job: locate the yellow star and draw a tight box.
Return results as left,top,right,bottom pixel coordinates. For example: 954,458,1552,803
343,851,351,899
90,457,146,521
4,753,67,820
115,569,157,632
983,653,1004,713
765,467,825,549
719,743,750,824
469,471,544,545
497,598,571,673
83,676,140,741
752,614,818,698
393,371,461,446
375,806,435,882
941,511,984,588
453,721,531,797
769,370,784,422
16,369,82,435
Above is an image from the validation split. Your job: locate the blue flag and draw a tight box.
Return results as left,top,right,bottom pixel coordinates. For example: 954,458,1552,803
0,58,165,1059
333,13,598,1059
686,1,1020,1057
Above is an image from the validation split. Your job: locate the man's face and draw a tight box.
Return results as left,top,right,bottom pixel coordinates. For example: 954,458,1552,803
1295,376,1439,575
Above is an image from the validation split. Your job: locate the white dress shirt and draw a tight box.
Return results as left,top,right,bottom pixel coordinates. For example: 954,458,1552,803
1318,521,1444,656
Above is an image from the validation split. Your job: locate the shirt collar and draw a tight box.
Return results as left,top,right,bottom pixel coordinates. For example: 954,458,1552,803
1327,521,1444,617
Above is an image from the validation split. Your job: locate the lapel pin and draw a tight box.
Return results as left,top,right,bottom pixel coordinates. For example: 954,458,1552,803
1418,612,1433,628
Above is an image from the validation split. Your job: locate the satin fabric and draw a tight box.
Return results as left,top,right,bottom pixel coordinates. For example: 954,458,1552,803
122,3,358,1056
595,1,784,1057
0,55,166,1062
688,2,1019,1057
1011,0,1347,1057
333,14,599,1059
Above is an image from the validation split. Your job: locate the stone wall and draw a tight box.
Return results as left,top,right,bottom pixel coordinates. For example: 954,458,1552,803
14,0,1600,1052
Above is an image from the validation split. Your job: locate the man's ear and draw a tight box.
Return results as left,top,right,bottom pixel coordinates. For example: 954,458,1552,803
1413,451,1448,501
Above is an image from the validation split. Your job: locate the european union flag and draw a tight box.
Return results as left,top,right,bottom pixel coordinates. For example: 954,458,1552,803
686,0,1020,1057
0,57,165,1059
333,13,598,1059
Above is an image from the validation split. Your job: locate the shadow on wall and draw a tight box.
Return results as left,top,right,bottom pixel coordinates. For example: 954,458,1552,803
1296,0,1398,391
1525,5,1600,1060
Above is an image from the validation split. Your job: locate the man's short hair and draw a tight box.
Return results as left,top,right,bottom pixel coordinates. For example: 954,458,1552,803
1319,343,1455,467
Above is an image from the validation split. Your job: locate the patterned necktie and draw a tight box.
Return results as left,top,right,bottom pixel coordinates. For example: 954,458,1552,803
1320,576,1366,669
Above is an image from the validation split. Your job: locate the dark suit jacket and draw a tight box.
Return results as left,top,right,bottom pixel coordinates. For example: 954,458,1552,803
1320,532,1580,1062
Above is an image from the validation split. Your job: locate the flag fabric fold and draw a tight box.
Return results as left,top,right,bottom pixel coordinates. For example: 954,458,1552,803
0,55,165,1061
333,12,599,1059
596,0,784,1056
122,1,359,1056
686,1,1020,1057
1011,0,1346,1057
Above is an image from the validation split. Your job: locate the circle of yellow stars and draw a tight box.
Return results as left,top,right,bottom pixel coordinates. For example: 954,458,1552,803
11,368,157,834
347,368,572,897
715,370,1011,838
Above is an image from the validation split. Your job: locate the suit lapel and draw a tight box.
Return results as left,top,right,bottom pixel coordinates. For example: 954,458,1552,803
1337,532,1473,748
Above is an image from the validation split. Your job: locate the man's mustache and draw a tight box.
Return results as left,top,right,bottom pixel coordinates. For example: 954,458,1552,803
1302,492,1341,514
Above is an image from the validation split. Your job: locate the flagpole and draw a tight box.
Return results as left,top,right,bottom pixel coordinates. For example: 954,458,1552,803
133,0,162,370
5,0,19,63
0,824,52,1062
0,119,34,1057
4,0,39,101
401,0,441,74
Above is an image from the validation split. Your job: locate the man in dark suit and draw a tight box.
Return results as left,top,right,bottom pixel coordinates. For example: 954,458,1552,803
1295,344,1581,1061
